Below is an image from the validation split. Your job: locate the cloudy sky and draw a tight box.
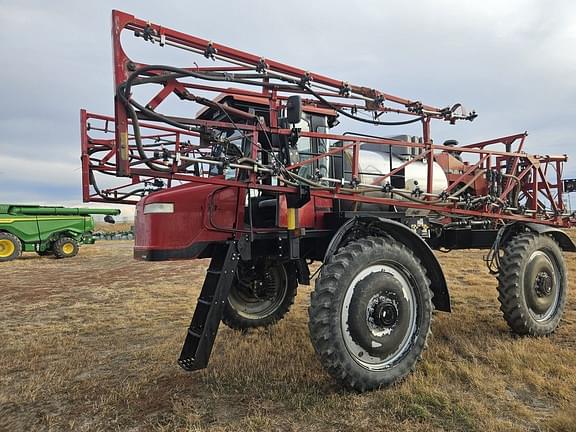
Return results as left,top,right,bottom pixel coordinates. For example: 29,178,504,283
1,0,575,217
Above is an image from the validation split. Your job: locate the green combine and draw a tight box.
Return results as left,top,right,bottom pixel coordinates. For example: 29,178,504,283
0,205,120,262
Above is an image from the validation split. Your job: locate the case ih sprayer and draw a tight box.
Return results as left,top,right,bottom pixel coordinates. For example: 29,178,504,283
81,10,576,391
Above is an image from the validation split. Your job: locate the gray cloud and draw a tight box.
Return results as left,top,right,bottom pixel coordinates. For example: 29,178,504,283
1,0,575,207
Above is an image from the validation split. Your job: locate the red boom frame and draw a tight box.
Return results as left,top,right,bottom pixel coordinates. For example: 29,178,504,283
81,10,574,228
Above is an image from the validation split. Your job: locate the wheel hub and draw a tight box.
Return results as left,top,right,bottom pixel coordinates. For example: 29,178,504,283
372,300,398,327
62,243,74,255
364,292,401,338
534,271,552,297
0,239,15,258
228,260,288,319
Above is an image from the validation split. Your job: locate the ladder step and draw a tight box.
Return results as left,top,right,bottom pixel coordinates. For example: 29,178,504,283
197,298,212,306
187,329,202,338
178,242,239,372
206,269,222,275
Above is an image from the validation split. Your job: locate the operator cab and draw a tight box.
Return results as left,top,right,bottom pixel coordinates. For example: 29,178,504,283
196,92,337,228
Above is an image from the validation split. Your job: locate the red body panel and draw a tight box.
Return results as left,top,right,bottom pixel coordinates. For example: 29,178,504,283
134,182,241,259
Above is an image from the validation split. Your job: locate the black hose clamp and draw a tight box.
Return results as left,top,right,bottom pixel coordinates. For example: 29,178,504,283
406,101,423,115
299,72,312,88
339,82,351,97
204,42,218,60
135,23,157,43
350,177,360,189
256,58,268,73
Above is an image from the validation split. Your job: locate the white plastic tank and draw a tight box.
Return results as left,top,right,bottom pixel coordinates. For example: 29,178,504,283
356,148,448,193
334,139,448,210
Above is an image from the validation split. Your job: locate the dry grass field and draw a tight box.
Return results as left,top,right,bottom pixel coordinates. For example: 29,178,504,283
2,237,576,431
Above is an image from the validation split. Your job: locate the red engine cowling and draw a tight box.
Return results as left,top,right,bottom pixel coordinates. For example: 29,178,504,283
134,182,242,261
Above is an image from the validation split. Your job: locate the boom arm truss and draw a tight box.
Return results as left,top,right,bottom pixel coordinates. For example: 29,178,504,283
81,10,574,228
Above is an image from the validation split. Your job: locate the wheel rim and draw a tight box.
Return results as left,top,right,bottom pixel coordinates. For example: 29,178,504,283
62,243,74,255
524,250,561,322
341,263,418,371
0,239,15,258
228,262,288,319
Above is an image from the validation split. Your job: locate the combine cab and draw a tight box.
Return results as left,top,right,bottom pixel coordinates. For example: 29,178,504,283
80,10,576,391
0,205,120,262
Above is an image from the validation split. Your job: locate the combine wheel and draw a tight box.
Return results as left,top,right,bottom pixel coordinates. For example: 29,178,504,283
309,236,432,392
0,232,22,262
223,259,297,330
53,237,79,259
497,232,567,336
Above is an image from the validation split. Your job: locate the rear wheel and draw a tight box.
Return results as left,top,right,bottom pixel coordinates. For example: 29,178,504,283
53,237,79,259
0,232,22,262
497,232,567,335
222,259,297,330
309,236,432,392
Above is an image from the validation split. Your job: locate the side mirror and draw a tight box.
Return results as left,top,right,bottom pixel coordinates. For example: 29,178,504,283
286,95,302,124
104,215,116,224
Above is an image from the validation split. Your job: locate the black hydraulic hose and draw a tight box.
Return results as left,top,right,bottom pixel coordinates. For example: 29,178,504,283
117,85,175,172
127,65,301,92
300,83,425,126
123,64,424,128
118,83,200,133
119,65,274,173
117,63,429,183
89,170,146,201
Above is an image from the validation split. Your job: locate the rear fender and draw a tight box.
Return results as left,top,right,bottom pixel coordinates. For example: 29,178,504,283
324,216,451,312
516,223,576,252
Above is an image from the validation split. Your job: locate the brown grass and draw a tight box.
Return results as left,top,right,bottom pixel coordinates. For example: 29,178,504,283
94,223,133,233
1,237,576,431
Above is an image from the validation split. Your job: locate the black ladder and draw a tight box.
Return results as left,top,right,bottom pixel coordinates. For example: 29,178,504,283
178,241,239,371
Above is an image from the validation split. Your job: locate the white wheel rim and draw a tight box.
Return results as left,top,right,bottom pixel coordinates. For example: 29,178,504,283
340,263,418,370
527,250,560,322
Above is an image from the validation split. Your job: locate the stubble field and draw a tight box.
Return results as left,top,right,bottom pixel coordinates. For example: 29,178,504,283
1,237,576,431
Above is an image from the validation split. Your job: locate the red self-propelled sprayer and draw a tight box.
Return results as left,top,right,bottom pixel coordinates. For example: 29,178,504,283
80,10,576,391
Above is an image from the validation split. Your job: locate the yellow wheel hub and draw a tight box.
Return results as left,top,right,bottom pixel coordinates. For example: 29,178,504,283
62,243,75,255
0,239,15,258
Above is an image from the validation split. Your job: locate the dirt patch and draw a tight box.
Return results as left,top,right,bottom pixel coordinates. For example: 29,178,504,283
2,239,576,431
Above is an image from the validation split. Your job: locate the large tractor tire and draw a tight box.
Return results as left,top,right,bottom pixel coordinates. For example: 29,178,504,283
0,232,22,262
222,259,297,331
497,232,567,336
53,237,79,259
309,236,432,392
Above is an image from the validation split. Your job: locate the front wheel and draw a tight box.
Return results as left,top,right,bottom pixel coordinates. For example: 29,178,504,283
222,259,297,330
309,236,432,392
497,232,567,336
53,237,79,259
0,232,22,262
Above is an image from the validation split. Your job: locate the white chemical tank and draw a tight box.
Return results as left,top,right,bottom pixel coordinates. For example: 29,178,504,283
331,137,448,210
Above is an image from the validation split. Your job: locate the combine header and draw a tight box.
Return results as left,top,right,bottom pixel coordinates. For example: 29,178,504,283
81,10,576,391
0,205,120,261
